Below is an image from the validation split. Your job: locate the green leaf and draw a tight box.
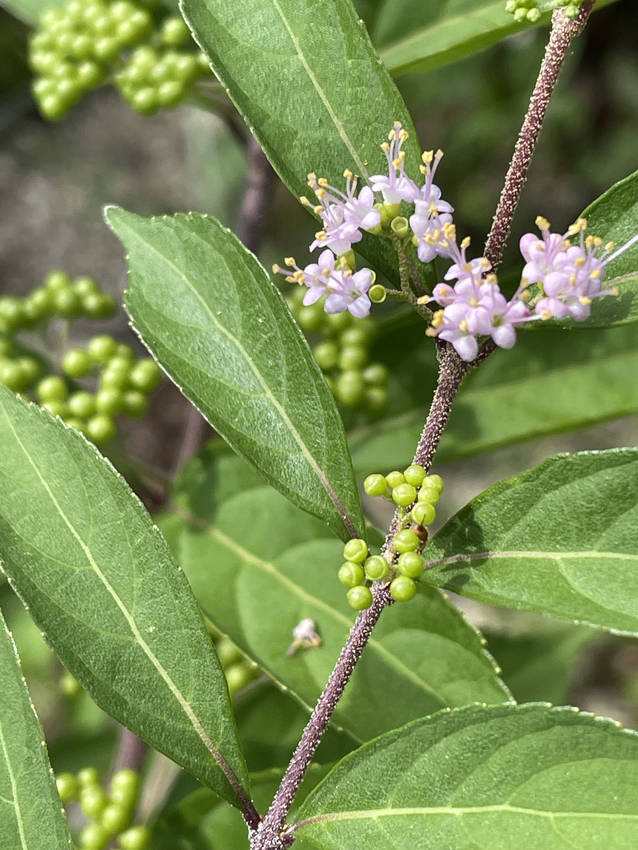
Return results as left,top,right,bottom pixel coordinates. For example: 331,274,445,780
0,387,249,807
295,703,638,849
180,0,420,283
349,318,638,474
106,206,364,542
1,0,65,25
378,0,618,77
551,170,638,329
170,448,509,744
0,607,73,850
422,448,638,636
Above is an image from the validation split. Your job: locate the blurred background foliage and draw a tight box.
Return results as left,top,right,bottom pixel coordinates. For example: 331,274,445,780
0,0,637,840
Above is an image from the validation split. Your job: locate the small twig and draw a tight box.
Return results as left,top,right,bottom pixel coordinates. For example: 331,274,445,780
484,1,596,269
237,137,277,253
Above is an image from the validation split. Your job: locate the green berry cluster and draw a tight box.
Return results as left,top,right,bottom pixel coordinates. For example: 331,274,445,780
30,0,210,120
286,287,389,413
39,336,161,445
504,0,581,22
56,767,150,849
215,635,260,696
364,464,444,526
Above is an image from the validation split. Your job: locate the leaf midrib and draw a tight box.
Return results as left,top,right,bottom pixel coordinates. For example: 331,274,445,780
0,716,28,849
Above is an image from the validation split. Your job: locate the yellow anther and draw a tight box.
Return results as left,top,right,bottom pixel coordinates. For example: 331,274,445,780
480,258,491,269
284,257,296,266
272,263,281,273
593,236,603,247
317,177,328,187
461,236,471,249
569,273,577,285
315,188,326,200
292,271,304,282
563,239,572,249
307,172,317,184
419,165,427,175
300,195,310,205
535,216,551,231
590,269,601,279
343,168,353,179
313,205,323,215
435,148,444,158
425,327,438,337
579,296,593,305
429,203,438,214
459,319,469,332
422,150,434,165
569,217,587,234
285,275,296,283
399,129,409,141
388,129,396,141
520,289,532,302
574,257,585,268
486,273,498,284
417,294,431,305
315,231,326,241
381,142,390,152
322,268,331,278
425,235,436,245
606,241,615,252
469,298,478,307
540,309,552,320
462,263,472,273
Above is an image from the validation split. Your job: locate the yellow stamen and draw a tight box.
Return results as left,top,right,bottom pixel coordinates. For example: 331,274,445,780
459,319,469,332
535,216,551,231
343,169,353,179
284,257,296,266
579,296,593,305
461,236,471,249
421,150,434,165
272,264,281,273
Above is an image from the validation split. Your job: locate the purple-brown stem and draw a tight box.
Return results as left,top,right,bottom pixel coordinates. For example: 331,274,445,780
111,726,147,775
484,1,595,268
249,7,597,846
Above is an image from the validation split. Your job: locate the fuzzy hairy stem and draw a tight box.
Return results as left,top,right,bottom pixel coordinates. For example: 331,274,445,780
484,1,595,268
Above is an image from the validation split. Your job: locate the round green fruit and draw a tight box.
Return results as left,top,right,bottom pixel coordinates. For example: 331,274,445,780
0,297,25,331
403,464,426,487
334,370,364,406
110,768,141,797
384,470,405,489
95,388,123,415
338,345,368,372
37,375,68,402
392,529,420,553
362,363,388,386
364,555,389,581
425,473,444,493
411,502,435,526
215,637,243,668
53,287,81,318
101,803,132,835
88,335,117,363
225,662,256,695
118,825,151,850
337,561,365,588
77,766,100,787
312,340,339,371
86,414,117,445
45,270,71,291
55,772,78,803
346,585,373,611
390,575,416,602
343,538,368,563
80,784,108,819
122,390,148,418
68,391,97,418
23,288,53,322
392,482,417,507
63,348,93,377
397,551,424,579
363,473,387,497
16,357,40,387
82,292,116,318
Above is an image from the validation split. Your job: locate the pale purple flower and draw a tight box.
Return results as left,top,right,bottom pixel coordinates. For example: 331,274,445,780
272,249,336,305
305,170,381,256
325,268,373,318
370,122,420,204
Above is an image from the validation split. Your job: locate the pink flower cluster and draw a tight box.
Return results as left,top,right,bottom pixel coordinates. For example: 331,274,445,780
274,122,454,317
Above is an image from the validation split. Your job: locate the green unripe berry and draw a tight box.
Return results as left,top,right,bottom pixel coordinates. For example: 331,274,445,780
338,561,365,588
340,327,369,347
65,417,86,433
343,538,368,563
393,528,420,553
417,484,440,506
37,375,68,402
157,80,184,109
63,348,93,377
73,275,99,296
425,473,444,493
56,772,78,803
322,310,351,335
339,345,368,371
95,388,123,415
43,399,68,417
109,786,138,811
364,555,389,581
38,93,68,121
172,53,197,83
77,767,100,787
115,344,135,361
71,34,93,60
59,669,83,696
45,270,71,291
86,414,117,445
0,338,11,358
101,803,132,835
101,366,129,391
110,768,141,796
161,16,190,46
122,390,148,418
215,636,243,668
369,283,386,303
82,292,116,318
397,551,424,579
411,502,435,526
390,575,416,602
79,822,109,850
88,335,117,363
53,287,81,318
363,473,388,497
23,288,54,322
0,360,26,391
129,359,161,393
129,45,157,73
312,340,339,371
403,464,427,486
16,357,40,387
385,470,405,489
94,36,120,61
131,87,157,115
296,303,324,332
117,15,152,47
334,370,364,406
118,825,151,850
392,482,417,507
346,585,373,611
80,784,108,819
225,662,256,694
362,363,388,386
0,297,25,331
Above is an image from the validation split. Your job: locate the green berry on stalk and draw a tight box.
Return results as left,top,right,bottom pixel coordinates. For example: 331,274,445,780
45,270,71,291
60,669,82,696
364,386,388,414
73,275,99,296
65,417,86,433
82,292,116,318
392,482,417,507
111,768,141,796
86,414,117,445
56,772,78,803
101,366,129,391
312,340,339,371
157,80,184,109
417,484,440,505
118,825,151,850
340,327,369,347
296,303,324,332
161,16,190,46
94,36,120,62
79,822,109,850
337,561,365,588
0,360,26,391
38,94,68,120
129,359,161,392
37,375,68,402
63,348,93,377
0,297,25,331
390,575,416,602
393,528,420,553
385,470,404,489
88,335,117,363
96,388,123,415
339,345,368,372
115,344,135,361
363,473,387,497
362,363,388,386
343,538,368,563
335,370,364,406
53,287,81,318
397,551,424,579
77,61,104,88
172,53,197,83
225,662,255,695
322,310,351,335
404,464,426,486
0,338,11,358
369,283,386,303
122,390,148,418
346,585,373,611
364,555,389,581
426,473,444,493
131,87,158,115
411,501,435,526
43,399,68,417
215,636,243,668
23,288,54,323
77,767,100,787
16,357,40,387
101,803,132,835
80,784,108,819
